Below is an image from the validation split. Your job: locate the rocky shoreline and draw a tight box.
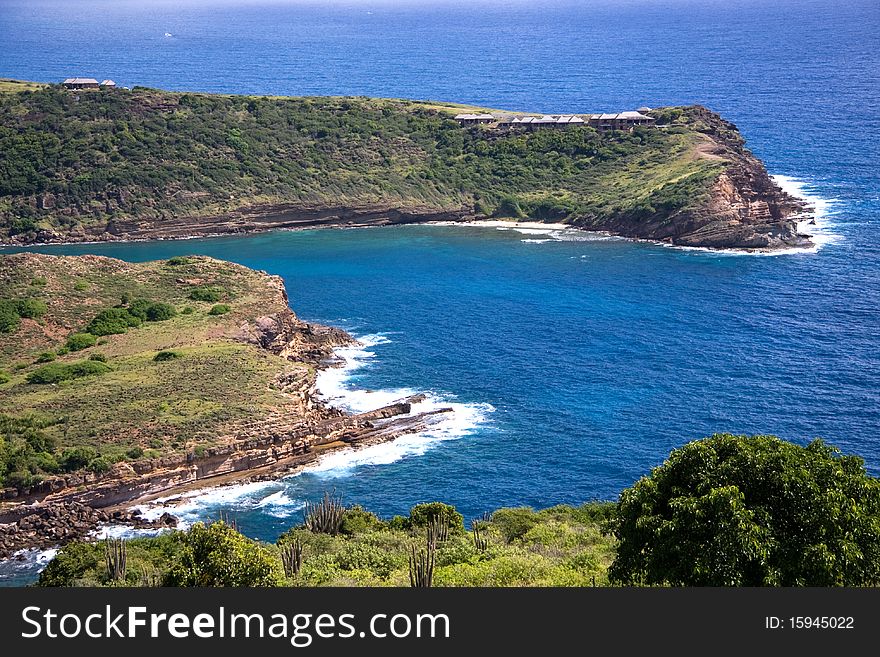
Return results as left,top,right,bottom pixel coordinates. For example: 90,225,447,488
0,267,453,561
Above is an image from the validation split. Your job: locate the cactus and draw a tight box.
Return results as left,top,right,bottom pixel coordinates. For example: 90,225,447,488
409,537,435,588
281,538,304,577
427,514,448,545
472,520,488,552
139,564,161,587
304,492,345,535
218,510,238,531
105,537,127,582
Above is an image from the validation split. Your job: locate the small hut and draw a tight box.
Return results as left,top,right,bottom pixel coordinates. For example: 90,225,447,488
62,77,99,89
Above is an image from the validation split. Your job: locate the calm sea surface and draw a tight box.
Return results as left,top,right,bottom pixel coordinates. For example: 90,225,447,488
1,0,879,584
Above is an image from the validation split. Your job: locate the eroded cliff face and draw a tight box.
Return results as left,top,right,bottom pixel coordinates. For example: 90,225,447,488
647,106,812,250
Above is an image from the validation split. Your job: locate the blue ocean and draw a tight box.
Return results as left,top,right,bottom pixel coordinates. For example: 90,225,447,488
1,0,879,584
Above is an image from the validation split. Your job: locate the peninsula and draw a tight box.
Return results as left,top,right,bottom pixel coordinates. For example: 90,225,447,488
0,252,449,557
0,79,810,251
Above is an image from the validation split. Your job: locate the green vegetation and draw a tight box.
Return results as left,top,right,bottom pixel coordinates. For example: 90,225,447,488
39,501,615,587
34,434,880,587
208,303,230,315
0,296,48,333
65,332,97,352
34,351,55,363
0,252,321,489
26,359,112,384
189,286,223,302
608,434,880,586
153,350,180,362
0,85,727,241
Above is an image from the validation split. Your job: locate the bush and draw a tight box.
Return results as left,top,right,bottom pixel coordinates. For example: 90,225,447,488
153,350,180,362
56,346,70,355
182,306,194,315
30,277,46,287
0,300,20,333
27,360,111,384
59,446,98,472
88,352,107,362
73,281,89,291
341,505,386,535
37,542,103,587
608,434,880,586
491,507,538,543
86,307,141,336
165,256,191,266
0,371,10,385
164,521,284,587
409,502,465,533
125,446,144,460
35,351,56,363
65,332,97,351
208,304,230,315
16,298,48,319
188,286,223,302
128,298,177,322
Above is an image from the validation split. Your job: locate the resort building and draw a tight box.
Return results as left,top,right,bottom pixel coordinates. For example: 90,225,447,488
587,111,656,132
454,113,495,125
62,77,100,89
498,115,585,130
100,79,117,88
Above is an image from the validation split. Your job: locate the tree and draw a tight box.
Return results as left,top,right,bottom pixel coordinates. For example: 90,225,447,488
608,434,880,586
164,521,284,587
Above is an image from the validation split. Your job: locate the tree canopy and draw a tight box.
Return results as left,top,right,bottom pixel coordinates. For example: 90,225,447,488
608,433,880,586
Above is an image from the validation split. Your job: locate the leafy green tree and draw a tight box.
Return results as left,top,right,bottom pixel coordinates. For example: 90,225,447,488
608,434,880,586
164,521,284,587
409,502,465,533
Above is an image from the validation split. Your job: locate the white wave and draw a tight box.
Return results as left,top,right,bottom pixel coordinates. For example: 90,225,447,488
130,332,493,522
521,238,553,244
772,174,842,251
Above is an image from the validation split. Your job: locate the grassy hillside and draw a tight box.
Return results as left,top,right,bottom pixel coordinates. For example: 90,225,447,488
0,83,722,241
0,253,317,489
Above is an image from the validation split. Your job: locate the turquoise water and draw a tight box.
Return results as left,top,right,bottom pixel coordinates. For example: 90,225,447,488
0,0,879,583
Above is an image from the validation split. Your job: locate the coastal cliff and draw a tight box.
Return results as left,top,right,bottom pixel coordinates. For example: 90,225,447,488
0,253,448,557
0,81,810,250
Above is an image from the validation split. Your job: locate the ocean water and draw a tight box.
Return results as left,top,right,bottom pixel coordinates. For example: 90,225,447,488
1,0,879,584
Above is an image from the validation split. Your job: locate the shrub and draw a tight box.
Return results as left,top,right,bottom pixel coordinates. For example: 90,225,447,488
59,446,98,472
208,304,230,316
16,298,48,319
37,542,103,587
35,351,56,363
88,457,112,474
491,507,538,543
493,196,525,219
409,502,465,533
0,300,20,333
87,353,107,362
86,308,141,336
56,346,70,355
125,446,144,460
128,298,177,322
30,277,47,287
188,286,223,302
0,371,10,385
153,350,180,362
27,360,111,384
182,306,194,315
164,521,284,587
73,281,89,291
166,256,191,266
145,302,177,321
608,434,880,586
341,505,386,535
66,332,97,351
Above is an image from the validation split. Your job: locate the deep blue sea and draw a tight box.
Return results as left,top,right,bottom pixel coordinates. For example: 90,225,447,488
1,0,879,584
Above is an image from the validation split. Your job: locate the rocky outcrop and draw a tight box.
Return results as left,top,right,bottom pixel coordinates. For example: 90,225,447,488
587,106,812,250
0,502,178,560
